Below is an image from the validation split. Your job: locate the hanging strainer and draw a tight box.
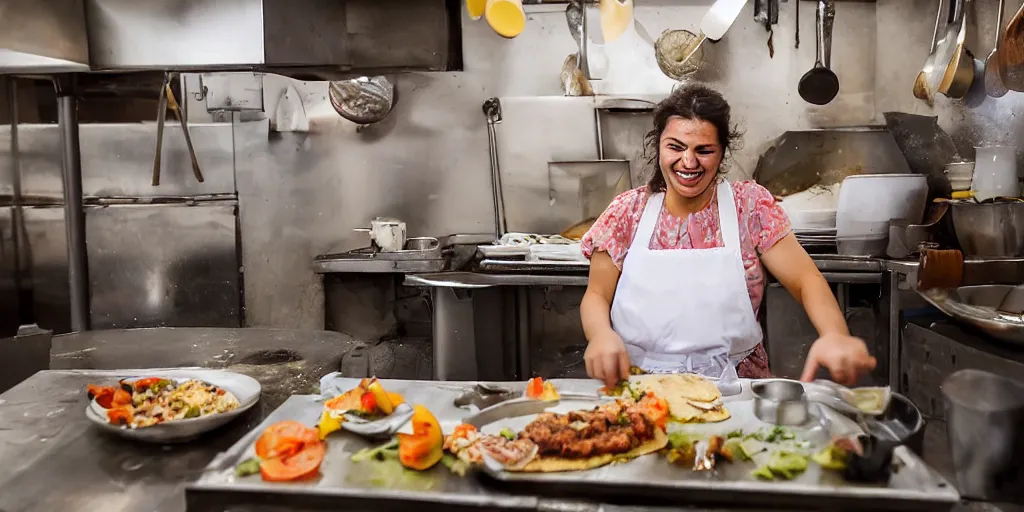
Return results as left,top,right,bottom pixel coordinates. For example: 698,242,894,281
655,29,705,80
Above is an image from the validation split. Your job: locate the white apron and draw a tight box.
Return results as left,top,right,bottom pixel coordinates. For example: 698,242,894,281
609,180,762,382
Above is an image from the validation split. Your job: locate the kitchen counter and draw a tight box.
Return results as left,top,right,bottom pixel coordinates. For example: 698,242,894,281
0,370,1013,512
404,255,887,289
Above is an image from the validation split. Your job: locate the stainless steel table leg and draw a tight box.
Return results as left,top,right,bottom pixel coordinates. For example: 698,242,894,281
431,287,479,381
883,270,902,392
55,75,90,332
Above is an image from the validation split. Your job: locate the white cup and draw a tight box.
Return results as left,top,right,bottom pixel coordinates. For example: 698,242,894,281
944,161,975,192
973,146,1019,201
357,218,406,252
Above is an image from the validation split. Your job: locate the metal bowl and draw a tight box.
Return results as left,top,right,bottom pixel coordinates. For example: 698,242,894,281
752,379,810,426
405,237,440,251
865,392,925,456
920,285,1024,346
951,201,1024,258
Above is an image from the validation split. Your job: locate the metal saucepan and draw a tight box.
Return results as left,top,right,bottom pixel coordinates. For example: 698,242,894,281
798,0,839,105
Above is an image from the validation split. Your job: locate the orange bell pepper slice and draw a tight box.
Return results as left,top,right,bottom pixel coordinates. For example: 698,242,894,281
106,405,134,425
87,384,118,409
397,405,444,471
387,392,405,407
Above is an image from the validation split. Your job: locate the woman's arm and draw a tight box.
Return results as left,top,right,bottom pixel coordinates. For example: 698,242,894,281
582,251,630,386
582,251,620,339
760,233,876,384
759,234,848,336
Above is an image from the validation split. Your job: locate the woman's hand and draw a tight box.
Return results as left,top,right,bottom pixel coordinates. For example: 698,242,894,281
800,333,877,386
585,329,631,388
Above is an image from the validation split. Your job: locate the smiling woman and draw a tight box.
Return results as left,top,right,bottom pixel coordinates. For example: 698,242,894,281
579,84,876,388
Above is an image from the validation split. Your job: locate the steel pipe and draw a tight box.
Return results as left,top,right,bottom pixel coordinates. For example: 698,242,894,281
55,75,90,331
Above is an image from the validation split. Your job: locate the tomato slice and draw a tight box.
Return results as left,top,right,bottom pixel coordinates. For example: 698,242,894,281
132,377,163,390
254,421,319,459
260,441,326,482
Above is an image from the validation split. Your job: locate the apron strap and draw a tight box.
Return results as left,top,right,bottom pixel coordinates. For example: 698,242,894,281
716,180,742,251
630,192,664,251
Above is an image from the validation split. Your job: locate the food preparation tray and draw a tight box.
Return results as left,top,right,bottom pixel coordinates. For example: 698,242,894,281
186,378,959,512
467,380,959,511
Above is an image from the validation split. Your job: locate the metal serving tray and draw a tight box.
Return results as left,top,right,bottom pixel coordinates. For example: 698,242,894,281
186,378,959,512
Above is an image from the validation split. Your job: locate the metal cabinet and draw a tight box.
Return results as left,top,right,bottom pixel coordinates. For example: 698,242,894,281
87,204,241,329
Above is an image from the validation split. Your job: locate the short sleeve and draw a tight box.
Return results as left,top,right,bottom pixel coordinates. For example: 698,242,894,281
736,181,792,255
580,188,647,270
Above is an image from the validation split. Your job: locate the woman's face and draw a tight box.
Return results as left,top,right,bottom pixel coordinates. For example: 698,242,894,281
658,116,723,199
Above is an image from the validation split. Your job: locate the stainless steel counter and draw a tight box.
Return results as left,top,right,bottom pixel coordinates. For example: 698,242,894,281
0,369,1012,512
405,255,887,289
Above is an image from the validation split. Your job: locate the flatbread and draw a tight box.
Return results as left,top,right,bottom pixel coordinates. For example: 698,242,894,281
630,374,721,403
629,374,726,422
696,407,731,423
509,428,668,473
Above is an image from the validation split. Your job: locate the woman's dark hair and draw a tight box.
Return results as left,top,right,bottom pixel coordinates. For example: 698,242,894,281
644,83,741,192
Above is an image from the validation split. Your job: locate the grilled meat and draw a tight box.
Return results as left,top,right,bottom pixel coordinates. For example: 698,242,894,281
521,400,656,459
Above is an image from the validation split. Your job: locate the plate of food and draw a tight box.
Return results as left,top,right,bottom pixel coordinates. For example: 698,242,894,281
85,369,261,443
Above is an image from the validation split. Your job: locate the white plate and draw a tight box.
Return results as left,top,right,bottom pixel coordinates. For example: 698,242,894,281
85,369,261,443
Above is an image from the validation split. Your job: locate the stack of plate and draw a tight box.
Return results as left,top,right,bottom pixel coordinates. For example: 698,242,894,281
780,184,840,248
794,228,837,247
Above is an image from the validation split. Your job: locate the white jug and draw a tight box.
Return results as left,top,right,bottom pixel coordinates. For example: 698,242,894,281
973,146,1019,201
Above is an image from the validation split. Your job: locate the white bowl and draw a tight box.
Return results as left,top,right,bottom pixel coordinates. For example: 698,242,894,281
85,369,261,443
836,174,928,239
949,176,973,192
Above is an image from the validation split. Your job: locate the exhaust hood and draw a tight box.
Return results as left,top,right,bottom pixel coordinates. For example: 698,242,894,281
86,0,457,78
0,0,90,73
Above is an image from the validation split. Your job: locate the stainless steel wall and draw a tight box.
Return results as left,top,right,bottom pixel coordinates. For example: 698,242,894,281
3,0,1022,346
0,123,240,334
226,1,882,329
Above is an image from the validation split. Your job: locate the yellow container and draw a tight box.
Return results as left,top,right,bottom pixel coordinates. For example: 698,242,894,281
466,0,485,21
486,0,526,39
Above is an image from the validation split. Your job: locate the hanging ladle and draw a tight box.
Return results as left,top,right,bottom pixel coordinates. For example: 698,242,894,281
798,0,839,105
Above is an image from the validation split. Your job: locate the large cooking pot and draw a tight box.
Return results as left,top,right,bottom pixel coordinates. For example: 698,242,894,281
951,201,1024,258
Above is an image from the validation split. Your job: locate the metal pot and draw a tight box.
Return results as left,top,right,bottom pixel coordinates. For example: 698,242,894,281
951,201,1024,258
942,369,1024,501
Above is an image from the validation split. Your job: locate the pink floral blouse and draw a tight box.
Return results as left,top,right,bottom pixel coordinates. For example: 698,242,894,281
580,179,792,378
